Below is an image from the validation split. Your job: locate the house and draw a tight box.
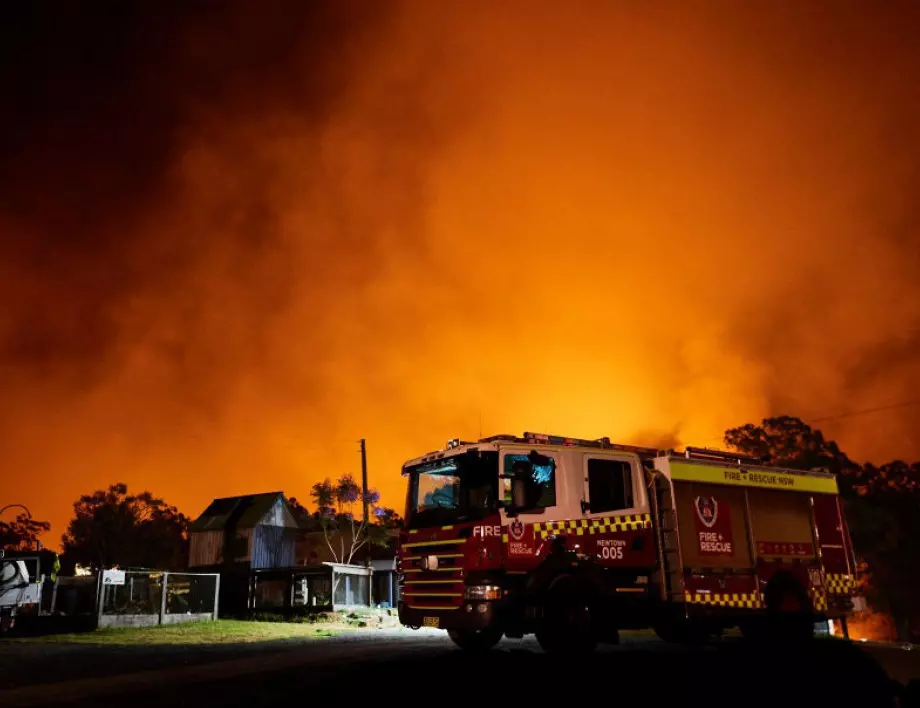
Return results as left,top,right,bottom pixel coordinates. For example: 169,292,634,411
189,491,399,614
294,526,399,609
188,492,299,570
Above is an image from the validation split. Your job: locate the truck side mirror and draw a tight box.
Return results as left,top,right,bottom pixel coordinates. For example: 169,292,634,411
512,477,529,509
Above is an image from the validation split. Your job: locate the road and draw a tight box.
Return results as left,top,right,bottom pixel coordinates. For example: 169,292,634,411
1,630,918,708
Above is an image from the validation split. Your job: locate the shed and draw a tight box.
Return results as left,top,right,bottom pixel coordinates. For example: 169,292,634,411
188,492,298,570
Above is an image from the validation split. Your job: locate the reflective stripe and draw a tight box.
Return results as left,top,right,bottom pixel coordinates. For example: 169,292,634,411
669,460,839,494
825,573,855,595
407,604,456,610
684,591,764,609
533,513,652,539
402,554,462,561
402,538,465,548
408,524,455,535
810,588,829,612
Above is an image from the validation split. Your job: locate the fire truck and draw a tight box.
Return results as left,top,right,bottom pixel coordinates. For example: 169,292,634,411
396,432,862,652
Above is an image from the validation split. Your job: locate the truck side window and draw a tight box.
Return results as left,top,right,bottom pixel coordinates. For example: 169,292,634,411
503,453,556,510
587,459,633,513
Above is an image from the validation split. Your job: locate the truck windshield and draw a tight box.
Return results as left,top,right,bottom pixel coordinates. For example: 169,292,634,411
404,451,499,529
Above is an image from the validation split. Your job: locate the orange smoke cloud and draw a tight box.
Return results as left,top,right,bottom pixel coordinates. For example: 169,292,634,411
2,2,919,546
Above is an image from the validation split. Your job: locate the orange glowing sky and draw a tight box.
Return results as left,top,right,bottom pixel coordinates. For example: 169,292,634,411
2,2,919,547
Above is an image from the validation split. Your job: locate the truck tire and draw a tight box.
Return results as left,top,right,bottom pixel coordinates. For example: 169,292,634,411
653,619,708,645
763,574,814,642
447,627,503,652
535,576,596,655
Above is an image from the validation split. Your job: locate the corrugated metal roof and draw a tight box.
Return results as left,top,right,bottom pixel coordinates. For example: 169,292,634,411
189,492,288,532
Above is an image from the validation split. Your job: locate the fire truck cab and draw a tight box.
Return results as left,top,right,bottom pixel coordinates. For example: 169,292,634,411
396,432,861,652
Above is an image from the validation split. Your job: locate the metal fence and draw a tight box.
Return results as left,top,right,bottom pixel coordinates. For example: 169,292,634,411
97,571,219,628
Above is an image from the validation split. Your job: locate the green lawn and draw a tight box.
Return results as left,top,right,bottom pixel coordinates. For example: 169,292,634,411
9,620,339,645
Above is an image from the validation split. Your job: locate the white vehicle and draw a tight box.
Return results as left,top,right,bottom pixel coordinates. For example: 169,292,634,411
0,551,42,632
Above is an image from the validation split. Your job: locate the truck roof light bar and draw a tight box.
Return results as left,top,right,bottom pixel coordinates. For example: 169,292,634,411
683,446,766,465
519,432,661,456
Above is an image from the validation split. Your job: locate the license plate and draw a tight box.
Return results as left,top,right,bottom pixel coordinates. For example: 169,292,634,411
422,616,439,628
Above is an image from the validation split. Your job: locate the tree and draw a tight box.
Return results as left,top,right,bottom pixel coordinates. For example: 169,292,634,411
61,483,189,571
288,497,311,523
0,513,51,551
723,415,857,475
309,475,396,566
724,415,920,642
373,506,403,529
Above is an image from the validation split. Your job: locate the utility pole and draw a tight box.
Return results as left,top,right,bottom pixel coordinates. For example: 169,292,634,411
360,438,372,607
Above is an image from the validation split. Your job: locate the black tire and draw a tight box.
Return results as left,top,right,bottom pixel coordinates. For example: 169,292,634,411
763,575,815,642
739,618,765,641
535,576,597,655
653,621,681,643
654,619,708,645
447,627,503,652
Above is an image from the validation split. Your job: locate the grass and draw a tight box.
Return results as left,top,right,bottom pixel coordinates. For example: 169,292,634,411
7,620,339,646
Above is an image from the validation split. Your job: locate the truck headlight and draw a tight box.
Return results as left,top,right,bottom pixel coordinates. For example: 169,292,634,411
464,585,502,600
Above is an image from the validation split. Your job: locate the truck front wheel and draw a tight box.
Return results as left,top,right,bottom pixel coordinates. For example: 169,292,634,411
447,627,503,652
535,576,597,655
653,619,708,644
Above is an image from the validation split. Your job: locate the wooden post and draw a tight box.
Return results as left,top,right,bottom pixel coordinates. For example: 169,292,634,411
212,573,221,621
49,576,59,616
95,571,104,629
360,438,373,607
159,572,169,625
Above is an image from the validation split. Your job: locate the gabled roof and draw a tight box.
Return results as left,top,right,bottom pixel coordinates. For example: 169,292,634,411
189,492,292,532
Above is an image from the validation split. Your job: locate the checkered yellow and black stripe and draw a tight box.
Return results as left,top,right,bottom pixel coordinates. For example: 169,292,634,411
810,588,829,612
532,514,652,540
683,591,764,609
825,573,855,595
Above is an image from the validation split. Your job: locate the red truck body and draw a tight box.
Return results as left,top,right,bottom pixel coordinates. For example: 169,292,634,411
397,432,861,651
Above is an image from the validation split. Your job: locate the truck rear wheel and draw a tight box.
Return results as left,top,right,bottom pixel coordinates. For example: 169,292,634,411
447,627,503,652
535,576,596,655
762,574,815,642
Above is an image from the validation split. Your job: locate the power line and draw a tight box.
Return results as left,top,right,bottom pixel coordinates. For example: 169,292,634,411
810,400,920,423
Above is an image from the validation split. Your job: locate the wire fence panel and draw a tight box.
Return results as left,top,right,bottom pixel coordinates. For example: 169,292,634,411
101,572,163,616
165,573,217,615
97,570,219,627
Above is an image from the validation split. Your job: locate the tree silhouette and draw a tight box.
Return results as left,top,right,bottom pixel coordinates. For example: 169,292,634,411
61,483,188,571
288,497,311,522
724,415,857,475
0,514,51,551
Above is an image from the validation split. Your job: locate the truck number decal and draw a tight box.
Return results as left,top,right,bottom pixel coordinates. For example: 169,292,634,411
597,538,626,560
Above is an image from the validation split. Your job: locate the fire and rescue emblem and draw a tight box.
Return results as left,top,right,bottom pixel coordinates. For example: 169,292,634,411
509,518,525,541
695,496,718,529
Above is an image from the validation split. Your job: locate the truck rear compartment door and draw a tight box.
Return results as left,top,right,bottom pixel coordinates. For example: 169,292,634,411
746,489,817,561
672,483,753,570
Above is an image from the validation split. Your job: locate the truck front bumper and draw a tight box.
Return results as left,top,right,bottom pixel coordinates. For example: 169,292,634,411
398,600,500,631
